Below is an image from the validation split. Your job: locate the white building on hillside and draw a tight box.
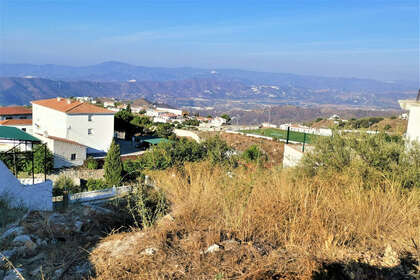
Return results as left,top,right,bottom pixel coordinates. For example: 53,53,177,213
156,107,183,116
399,95,420,144
32,97,115,155
0,106,32,120
0,119,33,134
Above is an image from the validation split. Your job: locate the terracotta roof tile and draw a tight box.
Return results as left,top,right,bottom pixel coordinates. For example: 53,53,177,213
0,119,32,126
32,98,114,114
47,135,86,146
0,106,32,116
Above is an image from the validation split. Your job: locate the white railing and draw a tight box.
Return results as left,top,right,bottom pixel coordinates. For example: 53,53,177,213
53,185,133,204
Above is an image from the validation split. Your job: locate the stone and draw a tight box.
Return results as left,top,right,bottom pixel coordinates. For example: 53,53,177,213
141,247,158,256
205,244,221,254
1,226,25,240
0,249,17,266
30,266,42,276
3,268,24,280
383,244,399,267
74,262,91,276
74,220,84,233
47,213,69,237
221,239,239,251
12,234,32,245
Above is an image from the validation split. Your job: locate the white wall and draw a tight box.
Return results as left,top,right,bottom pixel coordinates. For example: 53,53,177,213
32,104,68,137
406,106,420,143
283,145,305,168
66,114,114,153
174,129,201,143
0,160,52,211
53,140,86,168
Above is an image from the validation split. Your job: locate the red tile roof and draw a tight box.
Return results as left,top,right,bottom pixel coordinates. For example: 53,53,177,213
0,119,32,126
0,106,32,116
32,98,114,114
47,135,86,147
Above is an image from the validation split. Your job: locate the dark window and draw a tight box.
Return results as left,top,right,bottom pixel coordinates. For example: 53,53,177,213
88,129,93,135
5,117,12,120
19,116,27,119
22,128,26,132
88,115,92,121
71,154,76,161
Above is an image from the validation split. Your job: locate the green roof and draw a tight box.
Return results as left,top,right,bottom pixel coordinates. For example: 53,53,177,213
0,126,40,142
143,138,170,145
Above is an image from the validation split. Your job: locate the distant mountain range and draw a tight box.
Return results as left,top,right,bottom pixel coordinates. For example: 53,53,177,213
0,61,417,108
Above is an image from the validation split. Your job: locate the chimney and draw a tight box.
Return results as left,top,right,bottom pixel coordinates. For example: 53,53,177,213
57,97,62,101
67,99,71,104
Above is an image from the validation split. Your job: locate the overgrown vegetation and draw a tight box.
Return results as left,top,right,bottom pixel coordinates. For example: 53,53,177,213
53,175,79,196
84,156,99,170
301,132,420,188
90,132,420,279
104,140,123,187
0,196,26,231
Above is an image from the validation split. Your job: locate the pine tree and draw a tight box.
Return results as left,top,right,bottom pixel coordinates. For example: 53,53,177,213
104,140,123,186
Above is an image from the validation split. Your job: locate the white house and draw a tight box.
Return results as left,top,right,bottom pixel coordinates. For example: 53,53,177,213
210,117,227,127
399,97,420,144
32,97,115,155
156,107,183,116
0,119,33,134
0,106,32,121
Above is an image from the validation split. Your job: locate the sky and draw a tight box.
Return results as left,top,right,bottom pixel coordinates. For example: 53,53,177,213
0,0,419,82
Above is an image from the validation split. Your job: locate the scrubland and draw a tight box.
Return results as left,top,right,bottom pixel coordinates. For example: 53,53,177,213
90,133,420,279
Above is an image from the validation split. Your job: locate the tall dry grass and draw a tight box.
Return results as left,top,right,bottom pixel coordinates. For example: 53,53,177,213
91,161,420,279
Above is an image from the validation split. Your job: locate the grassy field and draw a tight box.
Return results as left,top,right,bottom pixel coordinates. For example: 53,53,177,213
241,127,319,143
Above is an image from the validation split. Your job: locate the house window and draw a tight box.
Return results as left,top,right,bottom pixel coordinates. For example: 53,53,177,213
88,129,93,135
5,117,12,120
71,154,76,161
22,128,26,132
88,115,92,122
20,116,27,119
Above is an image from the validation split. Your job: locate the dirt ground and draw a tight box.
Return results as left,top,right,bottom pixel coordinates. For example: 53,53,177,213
201,131,285,166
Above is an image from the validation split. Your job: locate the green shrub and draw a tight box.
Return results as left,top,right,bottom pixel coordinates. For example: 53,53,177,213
53,176,80,196
301,132,419,188
384,124,392,131
390,115,397,120
85,156,99,170
86,178,108,191
242,145,267,163
104,140,123,187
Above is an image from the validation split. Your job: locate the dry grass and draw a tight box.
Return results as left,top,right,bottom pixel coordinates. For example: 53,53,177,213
90,162,420,279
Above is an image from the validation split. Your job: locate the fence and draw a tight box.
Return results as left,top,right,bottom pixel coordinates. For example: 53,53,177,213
52,185,134,208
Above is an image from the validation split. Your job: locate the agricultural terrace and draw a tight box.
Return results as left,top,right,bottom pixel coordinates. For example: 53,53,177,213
241,127,320,144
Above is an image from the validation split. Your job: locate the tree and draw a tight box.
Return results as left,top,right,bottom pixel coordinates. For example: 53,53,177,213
220,114,231,123
24,144,54,174
104,140,123,186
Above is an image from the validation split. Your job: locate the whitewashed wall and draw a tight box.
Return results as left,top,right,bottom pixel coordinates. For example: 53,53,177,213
283,145,304,168
66,114,114,153
174,129,201,143
32,104,68,137
0,160,52,211
406,105,420,143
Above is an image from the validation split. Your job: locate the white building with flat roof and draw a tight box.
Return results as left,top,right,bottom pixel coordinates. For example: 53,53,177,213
399,96,420,144
32,97,115,155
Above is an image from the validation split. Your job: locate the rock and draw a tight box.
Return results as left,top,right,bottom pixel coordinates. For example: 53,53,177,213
47,213,69,237
141,247,158,256
30,266,42,276
35,237,48,247
13,235,38,257
205,244,221,254
12,234,32,245
83,205,114,217
0,249,17,266
383,244,399,267
54,268,64,279
1,226,25,240
221,239,239,251
74,220,84,233
74,262,91,276
3,268,24,280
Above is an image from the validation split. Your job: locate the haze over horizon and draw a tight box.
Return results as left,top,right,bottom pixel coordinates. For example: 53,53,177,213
0,0,419,82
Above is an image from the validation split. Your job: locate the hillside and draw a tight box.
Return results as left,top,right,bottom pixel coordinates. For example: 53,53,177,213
0,76,415,109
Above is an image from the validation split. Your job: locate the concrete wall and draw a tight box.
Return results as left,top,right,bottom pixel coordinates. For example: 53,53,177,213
174,129,201,143
66,114,114,153
53,140,86,168
406,106,420,143
0,160,52,211
283,145,304,168
33,104,68,137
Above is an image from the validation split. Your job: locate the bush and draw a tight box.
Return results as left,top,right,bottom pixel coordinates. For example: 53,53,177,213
85,156,99,170
86,178,108,191
384,124,392,131
242,145,267,163
104,140,123,187
301,131,420,188
53,176,80,196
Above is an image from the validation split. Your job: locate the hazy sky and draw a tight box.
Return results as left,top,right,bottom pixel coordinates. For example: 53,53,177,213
0,0,419,81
